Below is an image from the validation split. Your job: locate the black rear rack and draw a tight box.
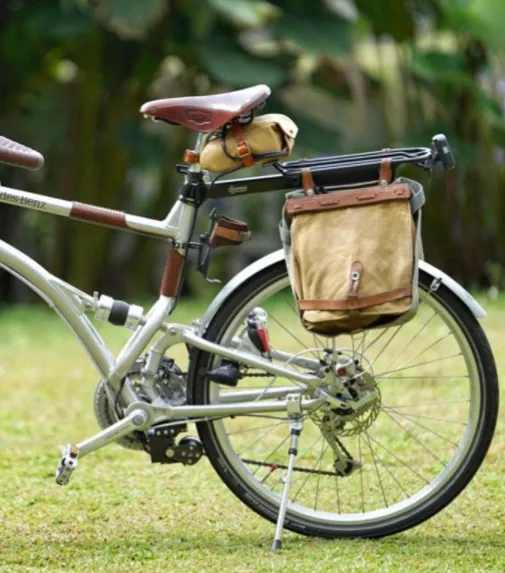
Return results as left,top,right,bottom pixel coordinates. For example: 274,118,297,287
206,134,454,200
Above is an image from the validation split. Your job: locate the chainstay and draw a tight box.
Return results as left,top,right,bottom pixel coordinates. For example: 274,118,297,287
241,458,339,477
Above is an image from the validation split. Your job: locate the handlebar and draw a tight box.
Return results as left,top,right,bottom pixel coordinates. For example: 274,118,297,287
0,136,44,171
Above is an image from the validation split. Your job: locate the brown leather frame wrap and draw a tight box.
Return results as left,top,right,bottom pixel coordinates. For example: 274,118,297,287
70,203,127,228
0,136,45,171
209,215,251,248
298,287,413,311
70,201,128,229
160,249,185,297
285,184,411,216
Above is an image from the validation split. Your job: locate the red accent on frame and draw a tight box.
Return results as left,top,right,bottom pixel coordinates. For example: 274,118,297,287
257,327,270,353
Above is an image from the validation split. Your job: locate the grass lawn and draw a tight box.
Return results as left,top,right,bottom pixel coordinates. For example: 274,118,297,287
0,293,504,573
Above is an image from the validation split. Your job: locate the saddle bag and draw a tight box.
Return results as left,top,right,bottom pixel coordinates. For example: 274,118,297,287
280,166,424,336
200,114,298,173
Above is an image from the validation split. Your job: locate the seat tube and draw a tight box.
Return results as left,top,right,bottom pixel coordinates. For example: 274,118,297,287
159,200,195,298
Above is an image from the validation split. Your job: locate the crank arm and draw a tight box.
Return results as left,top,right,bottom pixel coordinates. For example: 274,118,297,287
55,408,150,485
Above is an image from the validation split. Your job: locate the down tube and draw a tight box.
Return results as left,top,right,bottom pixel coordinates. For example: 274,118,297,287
0,239,114,376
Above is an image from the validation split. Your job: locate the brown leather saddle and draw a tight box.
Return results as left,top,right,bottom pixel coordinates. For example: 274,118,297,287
140,84,271,132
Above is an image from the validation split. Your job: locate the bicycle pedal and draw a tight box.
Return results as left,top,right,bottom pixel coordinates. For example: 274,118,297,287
55,444,79,486
206,360,241,386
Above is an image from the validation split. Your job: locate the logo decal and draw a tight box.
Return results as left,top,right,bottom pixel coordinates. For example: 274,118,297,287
227,185,248,195
0,191,46,209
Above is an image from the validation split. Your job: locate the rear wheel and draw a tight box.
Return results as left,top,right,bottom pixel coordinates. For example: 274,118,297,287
191,262,498,538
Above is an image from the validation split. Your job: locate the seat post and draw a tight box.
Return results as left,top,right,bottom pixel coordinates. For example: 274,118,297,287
187,132,212,174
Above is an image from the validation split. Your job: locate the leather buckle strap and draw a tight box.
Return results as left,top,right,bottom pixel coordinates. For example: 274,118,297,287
379,157,392,185
298,287,413,311
301,168,315,196
230,122,255,167
209,215,251,248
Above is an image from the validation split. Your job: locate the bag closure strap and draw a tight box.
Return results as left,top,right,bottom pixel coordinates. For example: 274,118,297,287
348,261,363,298
298,286,413,311
230,121,255,168
301,167,315,196
379,157,392,185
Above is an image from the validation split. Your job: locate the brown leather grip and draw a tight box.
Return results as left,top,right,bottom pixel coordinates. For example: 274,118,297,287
70,203,127,228
299,287,413,311
160,249,185,297
0,136,44,171
285,184,411,216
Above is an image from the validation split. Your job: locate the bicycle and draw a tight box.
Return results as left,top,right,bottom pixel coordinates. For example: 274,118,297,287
0,84,498,550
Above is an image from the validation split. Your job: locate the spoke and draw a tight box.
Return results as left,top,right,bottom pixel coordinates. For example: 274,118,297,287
227,420,288,436
367,434,429,484
356,330,368,356
382,410,449,463
364,431,388,508
292,441,329,502
359,434,365,513
357,324,405,380
268,312,320,360
376,331,454,383
364,430,410,499
336,471,341,514
381,311,437,374
382,375,469,380
376,352,463,379
362,327,390,354
382,407,467,426
385,408,461,446
314,439,328,510
386,399,470,409
244,432,290,476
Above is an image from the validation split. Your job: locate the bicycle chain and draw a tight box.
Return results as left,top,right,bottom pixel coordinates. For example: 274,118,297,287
241,458,339,477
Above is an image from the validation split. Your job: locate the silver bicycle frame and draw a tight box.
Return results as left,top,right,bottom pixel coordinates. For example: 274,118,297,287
0,180,329,423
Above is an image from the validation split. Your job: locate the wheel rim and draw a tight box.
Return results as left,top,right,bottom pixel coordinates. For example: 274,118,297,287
206,273,482,527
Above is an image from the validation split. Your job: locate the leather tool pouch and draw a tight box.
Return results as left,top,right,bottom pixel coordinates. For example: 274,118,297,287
200,114,298,173
279,163,425,336
209,215,251,248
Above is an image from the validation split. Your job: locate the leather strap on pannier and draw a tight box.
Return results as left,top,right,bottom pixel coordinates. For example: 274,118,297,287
209,215,251,248
298,286,413,311
285,184,411,216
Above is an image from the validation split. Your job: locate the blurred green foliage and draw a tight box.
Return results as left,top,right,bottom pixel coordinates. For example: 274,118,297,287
1,0,505,301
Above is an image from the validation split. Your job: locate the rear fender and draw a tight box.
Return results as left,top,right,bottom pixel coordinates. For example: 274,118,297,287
197,250,485,336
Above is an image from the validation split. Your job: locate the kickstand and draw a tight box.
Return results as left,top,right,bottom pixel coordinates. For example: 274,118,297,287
271,416,303,551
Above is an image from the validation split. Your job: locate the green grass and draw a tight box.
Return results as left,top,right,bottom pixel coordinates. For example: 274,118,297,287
1,294,505,573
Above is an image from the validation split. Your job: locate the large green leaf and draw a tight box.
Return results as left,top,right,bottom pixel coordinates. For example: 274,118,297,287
95,0,167,39
199,37,288,88
271,4,352,58
408,47,476,88
25,4,93,39
438,0,505,51
353,0,415,42
207,0,281,28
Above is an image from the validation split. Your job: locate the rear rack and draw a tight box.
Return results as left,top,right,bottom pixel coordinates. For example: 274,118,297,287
206,134,454,200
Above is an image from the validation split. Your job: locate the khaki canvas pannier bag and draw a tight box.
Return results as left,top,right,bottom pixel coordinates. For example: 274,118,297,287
200,114,298,173
280,166,424,336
